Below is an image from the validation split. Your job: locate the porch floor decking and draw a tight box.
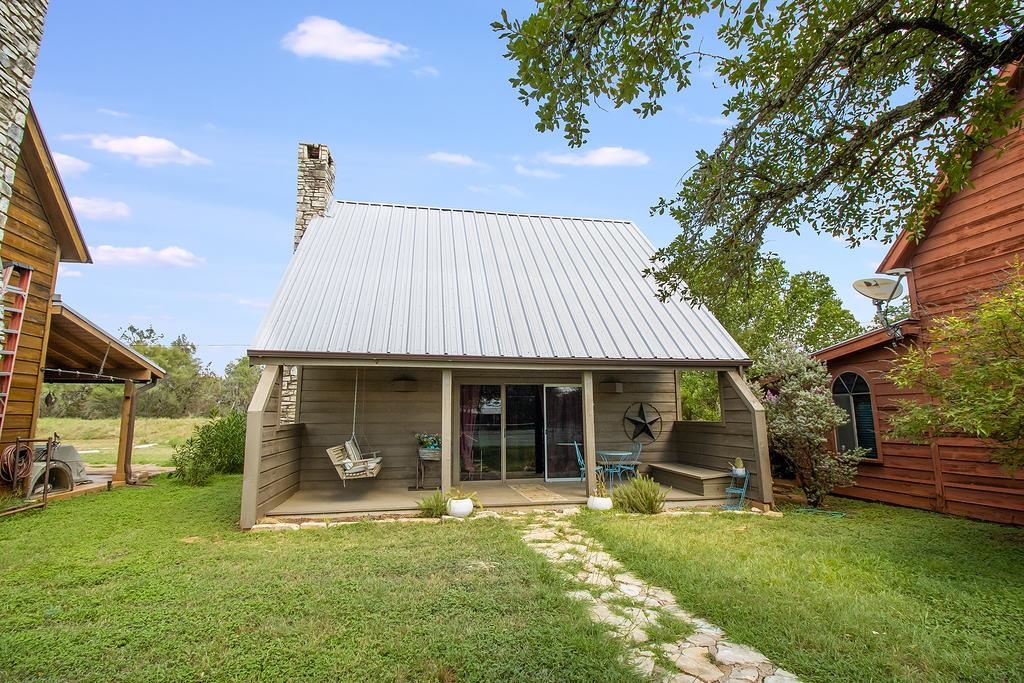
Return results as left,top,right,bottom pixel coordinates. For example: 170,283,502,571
265,479,717,517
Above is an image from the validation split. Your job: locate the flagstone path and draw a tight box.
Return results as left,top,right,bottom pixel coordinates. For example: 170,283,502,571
521,512,800,683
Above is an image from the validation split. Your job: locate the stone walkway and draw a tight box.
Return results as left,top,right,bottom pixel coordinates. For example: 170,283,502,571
521,512,799,683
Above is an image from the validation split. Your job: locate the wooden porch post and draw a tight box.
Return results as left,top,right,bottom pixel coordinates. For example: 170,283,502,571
240,365,279,529
582,370,597,496
113,380,135,484
440,369,453,493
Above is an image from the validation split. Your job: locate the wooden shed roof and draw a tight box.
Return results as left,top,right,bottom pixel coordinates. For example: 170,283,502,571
44,299,165,383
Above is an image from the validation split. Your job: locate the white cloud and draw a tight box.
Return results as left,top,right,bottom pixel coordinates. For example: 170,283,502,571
93,245,205,267
70,196,131,220
65,134,210,166
53,152,90,177
413,65,440,78
539,146,650,167
59,268,84,278
686,113,733,127
282,16,408,64
514,163,562,179
98,108,129,118
468,184,524,197
427,151,482,167
236,298,269,310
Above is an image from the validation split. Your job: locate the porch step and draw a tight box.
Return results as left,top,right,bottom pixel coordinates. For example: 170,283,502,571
647,462,732,497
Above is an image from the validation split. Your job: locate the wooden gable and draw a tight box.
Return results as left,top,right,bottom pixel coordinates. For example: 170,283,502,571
1,105,91,445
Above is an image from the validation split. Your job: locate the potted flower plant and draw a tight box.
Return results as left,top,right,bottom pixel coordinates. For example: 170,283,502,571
587,473,613,511
731,457,747,478
446,488,481,518
415,432,441,459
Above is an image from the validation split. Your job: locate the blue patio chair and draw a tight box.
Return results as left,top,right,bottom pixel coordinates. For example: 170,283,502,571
616,441,642,482
723,470,750,510
573,441,604,482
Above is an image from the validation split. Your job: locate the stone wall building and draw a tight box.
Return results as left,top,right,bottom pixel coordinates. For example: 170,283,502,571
0,0,49,240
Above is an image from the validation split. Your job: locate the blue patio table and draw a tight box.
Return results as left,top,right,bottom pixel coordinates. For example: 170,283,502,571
597,450,633,491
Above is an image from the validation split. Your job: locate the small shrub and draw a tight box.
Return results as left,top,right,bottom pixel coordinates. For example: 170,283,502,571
170,438,216,486
612,475,667,514
417,489,447,518
170,411,246,486
748,342,862,506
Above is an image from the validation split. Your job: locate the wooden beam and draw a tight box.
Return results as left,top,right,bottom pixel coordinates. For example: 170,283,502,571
113,381,135,483
724,369,774,506
582,370,597,496
240,365,279,529
441,369,453,493
248,354,746,372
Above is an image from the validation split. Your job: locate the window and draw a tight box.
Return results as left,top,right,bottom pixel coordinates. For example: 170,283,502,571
676,370,722,422
832,372,878,459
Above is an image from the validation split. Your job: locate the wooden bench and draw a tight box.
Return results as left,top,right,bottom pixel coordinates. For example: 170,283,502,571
647,462,733,497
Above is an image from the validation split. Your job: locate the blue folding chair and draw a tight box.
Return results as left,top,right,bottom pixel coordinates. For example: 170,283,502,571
616,441,643,482
723,470,750,510
573,441,604,482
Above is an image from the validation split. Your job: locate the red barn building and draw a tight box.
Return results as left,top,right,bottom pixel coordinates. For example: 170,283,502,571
815,64,1024,525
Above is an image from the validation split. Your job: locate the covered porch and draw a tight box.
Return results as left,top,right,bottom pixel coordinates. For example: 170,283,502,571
240,361,771,527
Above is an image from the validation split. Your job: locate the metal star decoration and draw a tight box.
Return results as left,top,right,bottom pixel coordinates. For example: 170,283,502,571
624,402,662,442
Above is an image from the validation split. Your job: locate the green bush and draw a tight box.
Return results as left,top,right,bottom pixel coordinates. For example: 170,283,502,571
170,411,246,486
170,439,216,486
612,475,667,514
416,489,447,518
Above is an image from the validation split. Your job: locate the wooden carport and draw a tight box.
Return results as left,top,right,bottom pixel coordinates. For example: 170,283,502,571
42,297,165,483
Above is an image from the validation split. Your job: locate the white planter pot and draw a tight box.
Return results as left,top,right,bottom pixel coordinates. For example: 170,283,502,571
587,495,613,511
731,468,747,478
447,497,474,518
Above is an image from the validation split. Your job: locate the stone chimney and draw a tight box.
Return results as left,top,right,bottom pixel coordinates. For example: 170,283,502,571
294,142,335,251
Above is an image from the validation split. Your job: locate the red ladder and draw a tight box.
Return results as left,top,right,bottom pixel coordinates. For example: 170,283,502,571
0,263,33,439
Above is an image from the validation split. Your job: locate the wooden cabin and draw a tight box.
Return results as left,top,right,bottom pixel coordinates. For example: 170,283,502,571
0,105,164,488
814,64,1024,525
240,143,771,528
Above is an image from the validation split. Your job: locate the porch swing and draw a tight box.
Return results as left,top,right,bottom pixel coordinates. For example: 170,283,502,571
326,369,383,486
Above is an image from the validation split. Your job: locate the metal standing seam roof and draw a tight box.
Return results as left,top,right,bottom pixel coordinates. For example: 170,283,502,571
249,201,750,364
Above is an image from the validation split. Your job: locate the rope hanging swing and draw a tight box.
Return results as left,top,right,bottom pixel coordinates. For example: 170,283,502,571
324,368,383,485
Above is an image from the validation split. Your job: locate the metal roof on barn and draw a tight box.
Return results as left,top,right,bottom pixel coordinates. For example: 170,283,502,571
249,201,749,365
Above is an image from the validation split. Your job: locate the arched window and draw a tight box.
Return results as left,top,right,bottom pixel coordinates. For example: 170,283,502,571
832,372,878,459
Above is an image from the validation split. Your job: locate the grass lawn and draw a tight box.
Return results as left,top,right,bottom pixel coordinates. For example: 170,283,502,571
575,500,1024,682
35,417,205,465
0,475,641,683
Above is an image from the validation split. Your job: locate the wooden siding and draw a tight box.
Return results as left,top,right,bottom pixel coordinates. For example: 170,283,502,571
1,155,59,446
254,372,302,517
671,372,770,502
826,344,1024,524
299,367,443,489
907,97,1024,316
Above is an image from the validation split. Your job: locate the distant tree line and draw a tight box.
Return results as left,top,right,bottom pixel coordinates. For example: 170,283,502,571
40,325,261,419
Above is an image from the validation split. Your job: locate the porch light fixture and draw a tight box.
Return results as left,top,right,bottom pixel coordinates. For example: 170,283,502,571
390,376,418,392
599,380,623,394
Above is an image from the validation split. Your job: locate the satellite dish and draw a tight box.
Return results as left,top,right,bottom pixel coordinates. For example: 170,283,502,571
853,277,904,303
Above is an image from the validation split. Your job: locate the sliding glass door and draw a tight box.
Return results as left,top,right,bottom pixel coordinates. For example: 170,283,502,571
543,385,584,480
458,383,584,482
459,385,501,480
506,385,544,478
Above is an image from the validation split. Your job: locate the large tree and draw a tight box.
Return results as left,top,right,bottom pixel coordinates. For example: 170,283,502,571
494,1,1023,308
713,256,863,358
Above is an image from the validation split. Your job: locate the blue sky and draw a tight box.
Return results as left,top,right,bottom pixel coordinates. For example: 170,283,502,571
31,1,891,371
